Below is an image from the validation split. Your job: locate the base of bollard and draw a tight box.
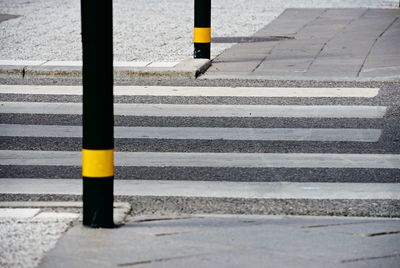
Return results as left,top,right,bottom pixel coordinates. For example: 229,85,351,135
194,43,210,59
83,178,114,228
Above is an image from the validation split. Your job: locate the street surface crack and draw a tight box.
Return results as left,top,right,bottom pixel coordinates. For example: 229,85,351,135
154,232,184,237
341,252,400,263
132,216,193,223
366,230,400,237
118,254,205,267
302,220,380,228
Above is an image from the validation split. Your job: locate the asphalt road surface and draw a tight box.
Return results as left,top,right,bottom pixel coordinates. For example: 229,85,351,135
1,83,399,183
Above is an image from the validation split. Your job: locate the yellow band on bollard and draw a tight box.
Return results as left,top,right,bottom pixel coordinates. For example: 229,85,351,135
193,27,211,43
82,149,114,177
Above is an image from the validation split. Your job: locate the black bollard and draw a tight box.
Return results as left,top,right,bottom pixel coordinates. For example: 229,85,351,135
81,0,114,228
194,0,211,59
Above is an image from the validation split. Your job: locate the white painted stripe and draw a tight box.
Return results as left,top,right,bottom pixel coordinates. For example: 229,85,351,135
147,62,179,68
0,124,382,142
0,208,40,218
0,102,81,115
0,60,46,66
42,61,82,67
1,179,399,200
0,85,380,98
1,151,399,169
0,102,387,118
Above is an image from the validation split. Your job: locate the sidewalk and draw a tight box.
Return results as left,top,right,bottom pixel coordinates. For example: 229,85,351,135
204,8,400,81
38,214,400,268
1,8,399,81
2,204,400,268
2,1,396,63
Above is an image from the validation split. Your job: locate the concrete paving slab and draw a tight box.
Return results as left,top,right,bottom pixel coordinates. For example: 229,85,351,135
213,53,266,62
360,67,400,80
207,61,261,72
38,215,400,268
211,44,276,62
254,8,326,37
311,220,400,237
205,8,400,82
274,40,326,50
319,8,367,19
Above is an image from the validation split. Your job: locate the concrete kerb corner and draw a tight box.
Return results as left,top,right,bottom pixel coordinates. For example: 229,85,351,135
0,60,47,78
114,58,211,79
0,59,211,80
0,201,132,225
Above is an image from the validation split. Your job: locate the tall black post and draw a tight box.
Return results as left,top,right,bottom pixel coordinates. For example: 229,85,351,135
81,0,114,228
194,0,211,59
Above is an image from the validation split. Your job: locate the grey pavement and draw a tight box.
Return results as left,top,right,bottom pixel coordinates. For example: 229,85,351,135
1,7,400,81
204,8,400,82
0,203,130,268
39,214,400,268
1,1,397,62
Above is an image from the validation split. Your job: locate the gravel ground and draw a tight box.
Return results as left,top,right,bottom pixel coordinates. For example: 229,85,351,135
0,217,73,268
0,0,398,62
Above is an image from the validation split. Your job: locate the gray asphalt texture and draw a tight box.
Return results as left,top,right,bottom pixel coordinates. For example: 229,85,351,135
1,194,399,218
1,83,399,183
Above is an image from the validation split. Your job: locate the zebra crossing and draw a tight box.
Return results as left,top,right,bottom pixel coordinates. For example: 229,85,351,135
0,124,382,142
0,85,399,187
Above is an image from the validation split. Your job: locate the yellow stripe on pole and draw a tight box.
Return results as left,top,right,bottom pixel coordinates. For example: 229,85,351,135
82,149,114,177
193,27,211,43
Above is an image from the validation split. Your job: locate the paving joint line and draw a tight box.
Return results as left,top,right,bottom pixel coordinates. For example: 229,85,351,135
251,8,328,73
306,8,368,73
357,16,399,77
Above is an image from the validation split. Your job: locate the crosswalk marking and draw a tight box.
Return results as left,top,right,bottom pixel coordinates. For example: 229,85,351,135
0,124,382,142
1,85,398,187
0,102,387,118
0,85,380,98
1,150,399,169
1,179,399,200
